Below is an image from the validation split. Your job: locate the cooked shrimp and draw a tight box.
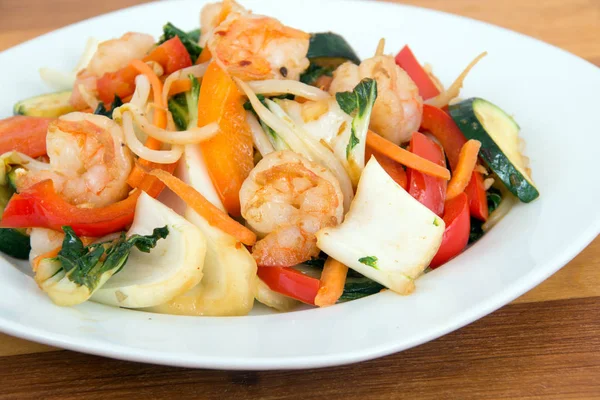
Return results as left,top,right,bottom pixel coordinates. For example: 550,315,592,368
70,32,155,109
240,150,343,267
199,0,247,47
16,113,133,207
329,55,423,144
205,7,310,81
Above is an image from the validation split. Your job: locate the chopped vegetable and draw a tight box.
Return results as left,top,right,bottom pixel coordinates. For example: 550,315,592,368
366,147,408,190
300,63,333,86
446,139,481,199
307,32,361,66
92,192,206,309
429,192,470,268
257,266,320,305
449,98,539,203
13,91,75,118
426,52,487,108
406,132,447,216
420,104,489,220
366,130,451,180
0,180,140,237
316,158,445,295
35,224,168,306
0,116,53,158
149,169,256,246
314,257,348,307
96,36,192,105
394,45,440,100
159,22,203,62
339,276,385,301
197,62,254,216
335,78,378,184
93,95,123,119
0,184,30,259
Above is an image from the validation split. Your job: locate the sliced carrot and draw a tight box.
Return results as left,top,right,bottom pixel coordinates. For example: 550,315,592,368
197,62,254,216
149,169,256,245
314,257,348,307
32,246,61,271
168,78,192,97
446,139,481,200
366,130,450,180
127,59,176,197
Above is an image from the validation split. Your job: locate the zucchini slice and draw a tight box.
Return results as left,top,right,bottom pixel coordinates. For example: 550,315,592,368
307,32,361,67
13,91,75,118
449,98,539,203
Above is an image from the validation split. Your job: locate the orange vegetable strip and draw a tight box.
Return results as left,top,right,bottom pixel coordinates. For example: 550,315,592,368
197,62,254,216
366,130,451,180
149,169,257,246
314,258,349,307
168,79,192,97
446,139,482,200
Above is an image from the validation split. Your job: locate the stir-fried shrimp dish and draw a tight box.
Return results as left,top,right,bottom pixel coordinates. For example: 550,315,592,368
0,0,539,313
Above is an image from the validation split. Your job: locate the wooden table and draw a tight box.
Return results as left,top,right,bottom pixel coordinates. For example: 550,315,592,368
1,0,599,398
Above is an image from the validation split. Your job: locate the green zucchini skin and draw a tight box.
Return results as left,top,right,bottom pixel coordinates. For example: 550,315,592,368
0,229,31,259
307,32,361,65
449,98,539,203
339,277,384,301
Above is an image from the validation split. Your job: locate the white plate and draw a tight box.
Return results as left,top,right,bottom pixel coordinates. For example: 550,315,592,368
0,0,599,370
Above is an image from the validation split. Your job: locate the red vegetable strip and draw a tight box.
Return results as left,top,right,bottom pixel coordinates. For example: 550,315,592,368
0,116,53,158
0,180,140,237
257,266,320,305
395,45,440,100
429,192,470,268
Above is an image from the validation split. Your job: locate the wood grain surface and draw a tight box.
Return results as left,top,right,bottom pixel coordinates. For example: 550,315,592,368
0,0,599,398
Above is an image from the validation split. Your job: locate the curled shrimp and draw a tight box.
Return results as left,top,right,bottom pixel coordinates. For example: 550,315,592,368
329,41,423,144
202,1,310,81
70,32,155,109
16,113,133,207
240,150,344,267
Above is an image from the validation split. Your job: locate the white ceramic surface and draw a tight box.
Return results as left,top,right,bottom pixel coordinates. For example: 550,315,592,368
0,0,598,370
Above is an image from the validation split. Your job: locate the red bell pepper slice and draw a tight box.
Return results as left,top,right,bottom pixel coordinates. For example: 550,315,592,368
366,147,407,190
420,104,489,221
406,132,447,216
429,192,470,268
0,116,53,158
0,180,140,237
97,36,192,105
395,45,440,101
257,266,320,305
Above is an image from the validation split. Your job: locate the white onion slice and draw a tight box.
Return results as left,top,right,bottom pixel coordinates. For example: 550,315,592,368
482,192,516,232
131,75,150,108
248,80,330,101
116,103,218,145
246,112,274,157
122,112,183,164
